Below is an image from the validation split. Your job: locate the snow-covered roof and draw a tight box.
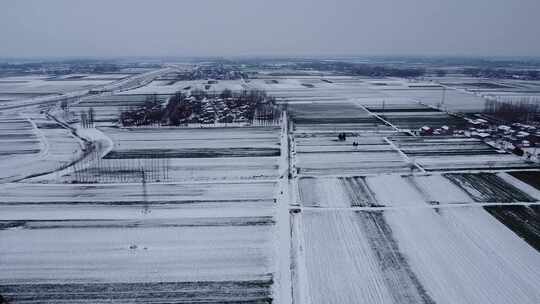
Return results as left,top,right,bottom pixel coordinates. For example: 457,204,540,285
477,132,490,138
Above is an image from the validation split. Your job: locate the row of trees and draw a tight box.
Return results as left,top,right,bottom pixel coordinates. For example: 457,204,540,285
464,68,539,80
294,61,426,78
80,107,95,128
484,98,540,123
287,60,539,80
69,150,171,183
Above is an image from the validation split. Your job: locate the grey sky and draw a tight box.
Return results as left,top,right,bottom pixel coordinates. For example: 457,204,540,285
1,0,539,58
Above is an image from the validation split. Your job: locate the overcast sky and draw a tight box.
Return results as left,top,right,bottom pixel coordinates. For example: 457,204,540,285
1,0,539,58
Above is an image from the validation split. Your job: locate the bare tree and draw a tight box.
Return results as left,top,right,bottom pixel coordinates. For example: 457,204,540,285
88,107,95,127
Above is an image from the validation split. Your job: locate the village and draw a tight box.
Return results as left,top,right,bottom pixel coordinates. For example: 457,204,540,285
417,116,539,158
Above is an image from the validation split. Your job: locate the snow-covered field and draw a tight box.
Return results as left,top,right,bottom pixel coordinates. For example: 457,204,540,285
117,79,250,95
0,75,114,94
0,115,40,156
1,102,282,302
295,200,540,304
379,111,468,130
0,115,83,182
293,131,413,176
0,179,278,302
60,156,279,183
31,126,283,183
389,136,533,171
2,71,540,304
0,198,275,302
444,172,537,202
288,87,540,304
69,94,167,124
1,224,274,283
0,180,276,204
103,127,281,153
434,77,540,107
99,127,280,159
296,151,410,176
296,172,536,208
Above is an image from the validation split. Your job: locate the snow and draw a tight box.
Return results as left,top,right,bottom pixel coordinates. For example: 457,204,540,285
386,207,540,304
0,180,276,204
0,200,274,221
497,172,540,201
55,156,279,183
296,151,410,176
0,195,276,285
366,174,427,206
0,115,83,182
3,70,540,304
0,76,113,94
295,206,540,304
300,210,396,304
103,126,281,152
405,174,474,204
0,224,274,284
297,177,351,207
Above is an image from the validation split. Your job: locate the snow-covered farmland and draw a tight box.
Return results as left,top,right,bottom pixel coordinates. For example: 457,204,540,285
294,133,411,176
0,180,276,204
61,156,279,183
295,207,540,304
69,94,168,124
444,172,537,202
1,174,277,303
390,136,533,171
379,111,468,130
2,68,540,304
42,126,282,183
0,75,115,94
0,115,83,182
0,198,275,302
0,223,274,283
297,177,379,207
289,102,387,128
296,151,410,176
298,170,540,206
0,115,40,157
378,85,487,112
102,126,280,158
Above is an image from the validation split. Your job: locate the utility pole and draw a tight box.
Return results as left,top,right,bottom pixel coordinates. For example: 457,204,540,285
440,86,446,109
141,169,150,214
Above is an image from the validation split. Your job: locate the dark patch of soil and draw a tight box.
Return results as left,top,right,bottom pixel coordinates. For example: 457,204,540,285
484,205,540,252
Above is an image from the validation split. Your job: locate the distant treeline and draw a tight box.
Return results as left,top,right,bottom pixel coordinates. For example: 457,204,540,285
289,60,540,80
463,68,539,80
484,98,540,123
293,61,426,78
0,60,162,76
0,61,121,75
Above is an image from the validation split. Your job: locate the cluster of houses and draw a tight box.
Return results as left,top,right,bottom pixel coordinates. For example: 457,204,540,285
170,93,260,125
466,119,539,148
416,118,539,148
191,66,245,81
418,125,454,136
195,97,254,124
